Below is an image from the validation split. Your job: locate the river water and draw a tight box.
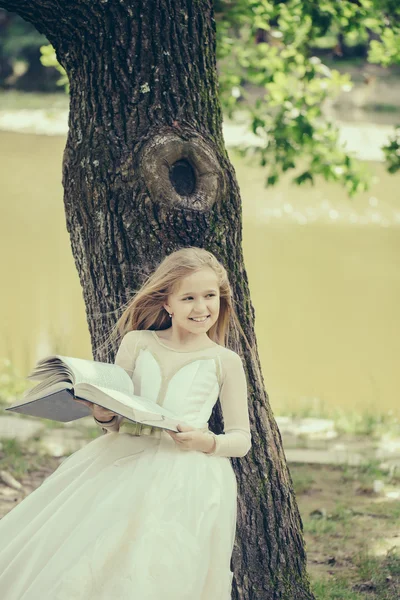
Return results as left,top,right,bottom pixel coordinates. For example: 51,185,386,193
0,129,399,417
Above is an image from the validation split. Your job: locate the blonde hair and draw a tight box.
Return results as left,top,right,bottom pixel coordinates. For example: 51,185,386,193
104,247,260,379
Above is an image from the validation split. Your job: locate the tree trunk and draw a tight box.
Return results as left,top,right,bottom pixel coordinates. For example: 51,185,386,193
0,1,315,598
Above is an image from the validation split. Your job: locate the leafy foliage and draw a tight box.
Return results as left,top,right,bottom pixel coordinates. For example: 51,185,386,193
0,359,29,406
0,13,45,56
215,0,400,192
39,45,69,91
382,125,400,173
33,0,400,192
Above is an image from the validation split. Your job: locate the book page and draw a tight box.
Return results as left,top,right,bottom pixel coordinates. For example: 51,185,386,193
16,381,73,405
76,384,178,418
57,356,134,396
76,384,181,431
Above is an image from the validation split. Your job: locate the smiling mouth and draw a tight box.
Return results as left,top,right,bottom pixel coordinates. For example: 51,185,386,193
189,316,210,322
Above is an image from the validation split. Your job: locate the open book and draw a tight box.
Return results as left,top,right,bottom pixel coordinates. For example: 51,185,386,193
5,355,181,433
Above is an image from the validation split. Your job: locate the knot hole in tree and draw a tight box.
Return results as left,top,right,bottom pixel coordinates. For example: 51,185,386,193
169,159,196,196
140,132,225,211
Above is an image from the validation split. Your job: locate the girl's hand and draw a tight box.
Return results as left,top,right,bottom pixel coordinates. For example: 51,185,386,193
165,423,214,453
73,398,118,422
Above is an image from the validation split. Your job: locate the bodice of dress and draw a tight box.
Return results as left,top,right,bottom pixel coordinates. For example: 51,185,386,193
96,329,252,458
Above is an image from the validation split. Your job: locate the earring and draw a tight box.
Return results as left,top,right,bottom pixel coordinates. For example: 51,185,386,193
169,313,172,318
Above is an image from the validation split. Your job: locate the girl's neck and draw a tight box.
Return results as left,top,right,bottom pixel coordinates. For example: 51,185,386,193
154,327,216,351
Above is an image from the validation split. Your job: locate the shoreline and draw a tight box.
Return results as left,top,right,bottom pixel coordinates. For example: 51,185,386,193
0,107,395,162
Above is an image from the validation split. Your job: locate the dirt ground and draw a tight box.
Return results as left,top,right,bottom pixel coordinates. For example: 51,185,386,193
1,449,399,598
291,462,400,598
0,451,63,519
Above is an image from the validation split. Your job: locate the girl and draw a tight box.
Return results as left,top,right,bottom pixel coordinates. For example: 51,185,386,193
0,247,252,600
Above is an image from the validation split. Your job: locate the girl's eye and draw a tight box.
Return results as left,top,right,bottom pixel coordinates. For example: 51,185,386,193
183,294,215,301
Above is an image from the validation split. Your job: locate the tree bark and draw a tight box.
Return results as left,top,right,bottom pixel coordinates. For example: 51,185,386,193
0,1,315,598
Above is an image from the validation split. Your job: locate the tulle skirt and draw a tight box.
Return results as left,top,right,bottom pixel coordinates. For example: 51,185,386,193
0,429,237,599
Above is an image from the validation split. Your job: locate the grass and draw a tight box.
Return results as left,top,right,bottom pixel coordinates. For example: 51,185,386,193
367,102,400,114
0,437,51,479
312,577,365,600
0,422,101,479
0,358,31,407
340,458,400,487
276,397,400,438
292,461,400,599
73,423,102,440
0,90,68,111
351,546,400,599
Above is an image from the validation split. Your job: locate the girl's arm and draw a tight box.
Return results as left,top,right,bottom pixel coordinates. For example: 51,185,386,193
205,351,252,458
94,331,139,434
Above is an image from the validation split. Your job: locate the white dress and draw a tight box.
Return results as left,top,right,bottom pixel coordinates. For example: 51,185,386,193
0,329,252,600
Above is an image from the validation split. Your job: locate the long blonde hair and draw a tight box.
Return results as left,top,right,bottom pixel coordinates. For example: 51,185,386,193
105,247,258,367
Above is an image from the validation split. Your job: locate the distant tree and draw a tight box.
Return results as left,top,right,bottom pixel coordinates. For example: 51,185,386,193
0,9,59,90
0,12,12,85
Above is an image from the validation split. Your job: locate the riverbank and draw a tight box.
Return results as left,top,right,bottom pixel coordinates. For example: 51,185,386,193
0,90,398,162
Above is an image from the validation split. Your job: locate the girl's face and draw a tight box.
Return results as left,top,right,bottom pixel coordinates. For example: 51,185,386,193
164,267,220,334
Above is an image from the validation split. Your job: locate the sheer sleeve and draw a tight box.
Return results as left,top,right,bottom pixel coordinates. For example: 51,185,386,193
93,331,139,434
206,351,252,458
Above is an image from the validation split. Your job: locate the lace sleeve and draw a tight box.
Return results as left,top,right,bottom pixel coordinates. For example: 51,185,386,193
205,351,252,458
94,331,140,434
